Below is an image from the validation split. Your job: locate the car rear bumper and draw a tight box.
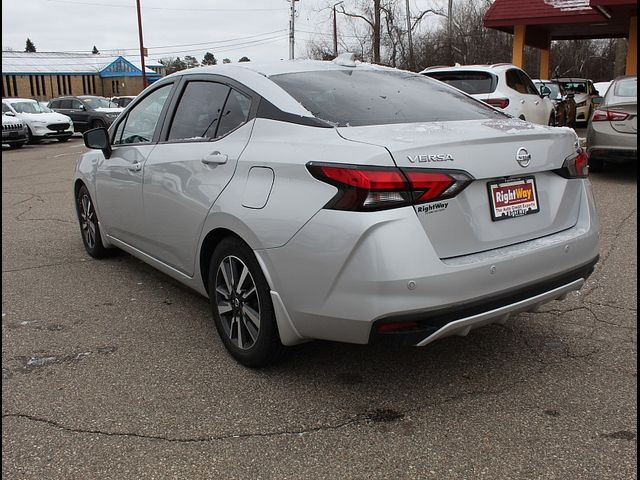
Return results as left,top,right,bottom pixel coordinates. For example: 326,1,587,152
258,180,600,346
587,121,637,162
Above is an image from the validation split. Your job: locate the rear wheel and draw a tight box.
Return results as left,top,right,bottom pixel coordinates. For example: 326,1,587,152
75,185,110,258
548,112,556,126
9,142,24,149
208,237,284,367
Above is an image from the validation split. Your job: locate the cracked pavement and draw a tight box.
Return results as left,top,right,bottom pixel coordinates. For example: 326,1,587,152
2,139,637,479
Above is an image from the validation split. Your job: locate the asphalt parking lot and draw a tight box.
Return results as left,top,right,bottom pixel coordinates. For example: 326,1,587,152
2,137,637,479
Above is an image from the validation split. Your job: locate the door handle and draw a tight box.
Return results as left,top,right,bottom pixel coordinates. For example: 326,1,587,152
128,161,142,172
202,151,228,165
534,100,540,105
520,99,526,104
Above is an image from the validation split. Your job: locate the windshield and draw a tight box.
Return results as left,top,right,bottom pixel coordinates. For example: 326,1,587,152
270,69,504,127
560,81,587,94
81,97,117,109
10,101,50,114
535,82,561,99
613,78,637,98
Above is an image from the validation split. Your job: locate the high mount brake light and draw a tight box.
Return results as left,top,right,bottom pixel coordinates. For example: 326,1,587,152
591,109,629,122
555,148,589,179
307,163,473,211
484,98,510,109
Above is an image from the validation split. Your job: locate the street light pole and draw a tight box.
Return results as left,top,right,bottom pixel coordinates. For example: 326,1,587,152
333,1,343,58
289,0,296,60
136,0,147,88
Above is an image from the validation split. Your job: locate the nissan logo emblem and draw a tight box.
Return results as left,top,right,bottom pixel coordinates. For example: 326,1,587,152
516,147,531,168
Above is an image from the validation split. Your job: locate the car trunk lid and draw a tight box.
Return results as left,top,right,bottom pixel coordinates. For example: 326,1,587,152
337,118,582,258
607,102,637,134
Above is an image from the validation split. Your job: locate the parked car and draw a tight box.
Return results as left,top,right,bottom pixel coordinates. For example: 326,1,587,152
586,75,637,171
48,96,123,132
533,79,577,127
556,78,600,125
76,58,600,367
421,63,556,125
2,110,28,149
111,96,136,108
3,97,74,143
593,81,612,97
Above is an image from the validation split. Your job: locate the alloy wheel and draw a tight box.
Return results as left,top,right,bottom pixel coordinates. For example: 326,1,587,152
79,194,97,249
215,256,261,350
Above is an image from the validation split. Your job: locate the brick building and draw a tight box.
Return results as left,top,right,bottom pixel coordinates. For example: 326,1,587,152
2,52,166,101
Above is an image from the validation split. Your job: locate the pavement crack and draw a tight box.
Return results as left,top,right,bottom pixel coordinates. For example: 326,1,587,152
2,259,89,273
1,413,363,444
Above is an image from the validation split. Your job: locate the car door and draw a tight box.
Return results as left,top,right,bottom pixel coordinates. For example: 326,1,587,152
518,70,550,124
141,77,255,275
66,98,90,131
94,82,175,247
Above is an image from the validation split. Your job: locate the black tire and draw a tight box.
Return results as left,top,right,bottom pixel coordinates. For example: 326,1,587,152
91,119,107,129
588,156,604,173
208,237,284,367
57,137,70,143
26,127,39,144
549,113,556,126
75,185,110,258
9,142,24,149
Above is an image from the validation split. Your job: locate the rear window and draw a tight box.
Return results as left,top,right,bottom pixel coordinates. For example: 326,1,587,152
424,71,497,94
613,78,637,97
270,69,503,127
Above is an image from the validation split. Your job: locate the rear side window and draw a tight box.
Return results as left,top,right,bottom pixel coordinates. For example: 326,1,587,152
270,70,502,127
216,90,251,138
168,81,230,141
59,100,72,109
424,71,497,94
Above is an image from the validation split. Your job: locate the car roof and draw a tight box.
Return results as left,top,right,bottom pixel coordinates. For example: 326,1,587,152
3,97,38,103
420,63,518,74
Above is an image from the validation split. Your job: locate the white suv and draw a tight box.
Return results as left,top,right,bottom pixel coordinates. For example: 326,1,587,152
3,98,74,143
421,64,556,126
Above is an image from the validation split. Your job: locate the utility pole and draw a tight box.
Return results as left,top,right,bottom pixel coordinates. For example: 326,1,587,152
448,0,453,65
405,0,414,70
333,1,343,58
136,0,147,88
289,0,296,60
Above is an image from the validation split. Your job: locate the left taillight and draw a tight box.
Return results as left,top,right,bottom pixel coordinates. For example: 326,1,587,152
591,109,629,122
555,148,589,179
306,163,473,211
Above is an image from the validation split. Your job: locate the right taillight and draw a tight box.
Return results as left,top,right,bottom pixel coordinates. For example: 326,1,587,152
591,109,629,122
555,148,589,178
307,163,473,211
484,98,510,109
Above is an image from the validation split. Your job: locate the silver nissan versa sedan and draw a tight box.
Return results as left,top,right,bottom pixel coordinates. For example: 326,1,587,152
75,55,600,367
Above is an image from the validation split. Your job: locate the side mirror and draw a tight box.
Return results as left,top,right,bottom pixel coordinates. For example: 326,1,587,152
592,96,605,106
540,85,551,97
84,127,112,159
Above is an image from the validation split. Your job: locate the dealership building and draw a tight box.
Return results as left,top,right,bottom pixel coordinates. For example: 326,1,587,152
1,51,166,100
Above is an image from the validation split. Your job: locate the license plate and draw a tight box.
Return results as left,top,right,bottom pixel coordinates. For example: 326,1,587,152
487,177,539,221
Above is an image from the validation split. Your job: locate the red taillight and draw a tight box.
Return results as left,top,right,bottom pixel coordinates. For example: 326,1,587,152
555,149,589,178
307,163,473,211
591,109,629,122
377,321,418,333
484,98,510,109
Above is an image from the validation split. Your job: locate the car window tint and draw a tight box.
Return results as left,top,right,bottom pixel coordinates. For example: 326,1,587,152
613,78,637,97
116,84,172,145
168,81,230,141
505,69,522,92
2,103,10,114
60,100,72,109
518,71,540,96
270,70,502,127
216,89,251,138
424,71,496,94
71,99,83,109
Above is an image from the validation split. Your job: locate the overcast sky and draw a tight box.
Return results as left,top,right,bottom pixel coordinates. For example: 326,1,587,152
2,0,447,63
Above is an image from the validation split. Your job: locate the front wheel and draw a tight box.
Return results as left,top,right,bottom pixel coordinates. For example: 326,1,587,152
208,237,284,367
57,136,70,143
75,185,110,258
91,119,107,129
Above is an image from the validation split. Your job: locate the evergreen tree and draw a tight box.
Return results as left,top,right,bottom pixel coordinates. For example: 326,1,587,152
25,38,36,52
202,52,217,65
222,58,231,64
92,45,99,54
238,56,250,62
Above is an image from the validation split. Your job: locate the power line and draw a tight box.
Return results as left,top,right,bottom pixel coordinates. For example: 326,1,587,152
2,30,289,56
44,0,288,12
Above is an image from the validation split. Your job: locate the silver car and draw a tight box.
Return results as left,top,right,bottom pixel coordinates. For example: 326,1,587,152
75,57,600,367
586,75,637,171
